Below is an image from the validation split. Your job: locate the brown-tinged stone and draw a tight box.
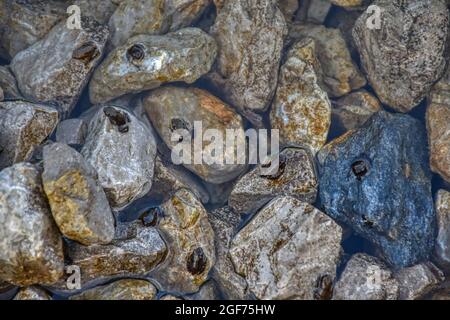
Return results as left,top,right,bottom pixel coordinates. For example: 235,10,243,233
70,279,157,300
395,262,444,300
13,287,51,300
434,190,450,270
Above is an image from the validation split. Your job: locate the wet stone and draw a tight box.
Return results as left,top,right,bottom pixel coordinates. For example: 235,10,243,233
333,253,399,300
395,262,444,300
70,279,157,300
0,66,21,99
208,0,287,113
0,163,64,286
0,100,59,170
270,38,331,154
144,86,247,184
229,147,318,215
89,28,217,104
319,111,435,268
10,18,109,118
434,190,450,271
152,189,215,293
230,196,342,300
55,119,88,146
81,106,157,209
13,287,51,300
42,143,115,245
64,221,167,288
353,0,449,112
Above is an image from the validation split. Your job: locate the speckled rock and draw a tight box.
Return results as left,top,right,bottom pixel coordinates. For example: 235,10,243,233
144,86,247,184
319,111,435,268
151,189,215,293
333,253,399,300
10,18,109,118
279,0,299,22
0,87,3,101
89,28,217,104
0,0,67,59
0,163,64,286
42,143,115,245
331,0,362,7
14,287,51,300
427,72,450,183
70,279,157,300
64,221,167,287
289,24,366,98
149,155,210,204
395,262,444,300
332,90,382,132
166,0,212,31
229,147,318,215
81,106,157,209
353,0,449,112
209,206,250,299
434,190,450,271
230,196,342,300
270,38,331,154
186,281,222,300
208,0,287,113
0,101,59,170
298,0,331,24
55,119,88,146
74,0,118,24
0,66,21,99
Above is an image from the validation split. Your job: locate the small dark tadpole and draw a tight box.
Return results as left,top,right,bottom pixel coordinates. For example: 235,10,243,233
72,41,100,63
187,247,208,275
352,160,369,180
139,207,161,227
103,107,130,133
127,44,145,62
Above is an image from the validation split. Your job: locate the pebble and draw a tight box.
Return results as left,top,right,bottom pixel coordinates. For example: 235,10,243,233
13,287,51,300
70,279,157,300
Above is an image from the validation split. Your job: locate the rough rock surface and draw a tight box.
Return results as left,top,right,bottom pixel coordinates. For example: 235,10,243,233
435,190,450,271
0,101,59,170
64,221,167,287
81,106,157,209
229,147,318,215
0,163,64,286
55,119,88,146
74,0,118,24
289,24,366,98
208,206,250,299
89,28,217,104
152,189,215,293
42,143,115,245
319,111,435,268
353,0,449,112
144,86,247,184
395,263,444,300
0,66,21,99
270,38,331,154
278,0,299,22
10,18,109,118
70,279,157,300
209,0,287,113
331,0,362,7
13,287,51,300
333,253,399,300
297,0,331,24
230,196,342,300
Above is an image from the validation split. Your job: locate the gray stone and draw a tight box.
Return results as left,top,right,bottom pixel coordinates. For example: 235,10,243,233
70,279,157,300
299,0,332,24
42,143,115,245
229,147,318,215
208,0,287,113
14,287,51,300
0,66,21,99
143,86,247,184
186,281,222,300
434,190,450,271
333,253,399,300
278,0,299,22
230,196,342,300
55,119,88,146
151,189,215,293
0,101,59,170
319,111,435,268
0,163,64,286
353,0,449,112
81,106,157,209
395,262,444,300
89,28,217,104
11,18,109,118
74,0,118,24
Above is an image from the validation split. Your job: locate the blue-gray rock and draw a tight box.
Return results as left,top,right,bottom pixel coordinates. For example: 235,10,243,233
319,111,435,268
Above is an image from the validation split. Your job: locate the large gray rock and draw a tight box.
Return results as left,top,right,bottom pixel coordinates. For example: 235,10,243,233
81,106,157,209
0,101,59,170
353,0,449,112
229,147,318,215
42,143,115,245
395,262,444,300
144,86,247,184
230,196,342,300
333,253,399,300
89,28,217,104
208,0,287,113
11,18,109,118
434,190,450,271
70,279,157,300
319,111,435,268
0,163,64,286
